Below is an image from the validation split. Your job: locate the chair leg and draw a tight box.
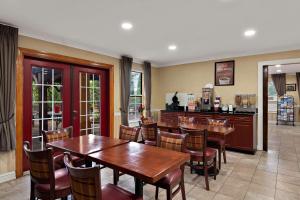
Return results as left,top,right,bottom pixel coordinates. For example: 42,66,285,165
180,179,186,200
190,160,193,174
218,146,222,169
166,188,172,200
113,169,119,185
155,186,159,200
30,180,35,200
223,147,227,164
213,157,217,180
204,166,209,191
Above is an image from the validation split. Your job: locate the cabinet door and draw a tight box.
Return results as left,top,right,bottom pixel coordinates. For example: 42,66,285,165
234,123,253,149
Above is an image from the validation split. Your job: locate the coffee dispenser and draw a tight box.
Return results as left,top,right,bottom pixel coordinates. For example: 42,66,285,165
201,88,213,111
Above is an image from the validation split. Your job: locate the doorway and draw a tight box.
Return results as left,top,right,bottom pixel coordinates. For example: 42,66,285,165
22,58,109,171
259,59,300,152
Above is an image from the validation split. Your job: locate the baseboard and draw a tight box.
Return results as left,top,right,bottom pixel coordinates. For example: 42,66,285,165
0,171,16,184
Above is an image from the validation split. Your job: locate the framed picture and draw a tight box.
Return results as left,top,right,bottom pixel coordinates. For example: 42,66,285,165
215,60,235,86
286,84,296,91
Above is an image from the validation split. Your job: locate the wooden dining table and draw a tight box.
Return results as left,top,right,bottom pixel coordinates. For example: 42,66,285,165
88,142,190,196
46,134,129,166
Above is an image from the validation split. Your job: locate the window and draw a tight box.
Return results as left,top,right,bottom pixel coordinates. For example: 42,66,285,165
268,80,277,112
129,71,143,123
268,80,277,97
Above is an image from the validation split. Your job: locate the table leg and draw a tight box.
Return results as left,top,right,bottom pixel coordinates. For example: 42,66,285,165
134,177,143,197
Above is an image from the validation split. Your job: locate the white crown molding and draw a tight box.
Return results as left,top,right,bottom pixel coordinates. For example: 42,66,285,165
0,171,16,184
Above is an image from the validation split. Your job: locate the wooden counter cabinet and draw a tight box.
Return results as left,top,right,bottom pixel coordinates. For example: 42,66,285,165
160,110,257,154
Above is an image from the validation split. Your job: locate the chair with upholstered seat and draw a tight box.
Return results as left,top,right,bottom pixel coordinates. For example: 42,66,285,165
64,152,143,200
113,125,141,185
206,118,228,169
42,126,86,168
154,131,187,200
180,128,217,190
140,122,158,146
23,141,71,200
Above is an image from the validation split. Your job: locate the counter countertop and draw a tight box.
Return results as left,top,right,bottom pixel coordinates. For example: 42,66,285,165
161,110,257,116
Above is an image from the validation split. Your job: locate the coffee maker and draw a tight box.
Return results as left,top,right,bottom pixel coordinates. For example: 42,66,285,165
201,88,213,111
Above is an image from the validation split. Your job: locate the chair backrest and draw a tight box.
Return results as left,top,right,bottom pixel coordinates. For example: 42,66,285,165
141,116,154,124
178,116,195,124
119,125,140,142
23,141,55,185
180,128,207,153
140,122,158,142
64,153,101,200
206,118,229,127
42,126,73,144
157,131,186,152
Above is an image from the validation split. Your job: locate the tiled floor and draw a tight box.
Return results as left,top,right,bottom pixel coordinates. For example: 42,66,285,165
1,124,300,200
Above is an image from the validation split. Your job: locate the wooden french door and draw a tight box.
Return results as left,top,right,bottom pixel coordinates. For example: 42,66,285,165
23,58,71,171
23,58,109,171
72,66,109,137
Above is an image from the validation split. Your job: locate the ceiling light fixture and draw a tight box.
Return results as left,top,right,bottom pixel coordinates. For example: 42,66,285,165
244,29,256,37
275,64,281,68
121,22,133,30
276,69,282,73
168,45,177,51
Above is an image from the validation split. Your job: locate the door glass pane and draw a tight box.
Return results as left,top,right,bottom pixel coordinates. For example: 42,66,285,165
79,72,101,135
31,66,64,150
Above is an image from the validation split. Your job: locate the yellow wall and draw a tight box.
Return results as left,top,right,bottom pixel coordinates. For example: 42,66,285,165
0,35,160,176
153,50,300,109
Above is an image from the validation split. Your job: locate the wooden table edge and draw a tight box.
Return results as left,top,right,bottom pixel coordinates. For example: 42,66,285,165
88,152,190,184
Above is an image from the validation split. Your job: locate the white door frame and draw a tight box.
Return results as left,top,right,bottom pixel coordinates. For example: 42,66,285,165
257,58,300,150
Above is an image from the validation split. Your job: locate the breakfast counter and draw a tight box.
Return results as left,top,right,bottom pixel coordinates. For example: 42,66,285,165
160,110,257,154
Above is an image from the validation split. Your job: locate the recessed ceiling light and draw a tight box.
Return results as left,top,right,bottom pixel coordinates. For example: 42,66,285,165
275,64,281,68
121,22,133,30
276,69,282,73
244,29,256,37
168,45,177,51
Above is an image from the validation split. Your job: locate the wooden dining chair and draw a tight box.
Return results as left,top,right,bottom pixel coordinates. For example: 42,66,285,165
154,131,187,200
206,118,228,169
140,122,158,146
113,125,141,185
180,128,217,190
63,152,143,200
141,116,154,124
23,141,71,200
42,126,85,168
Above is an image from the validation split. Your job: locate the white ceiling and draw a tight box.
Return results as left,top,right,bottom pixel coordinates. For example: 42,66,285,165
1,0,300,67
269,63,300,74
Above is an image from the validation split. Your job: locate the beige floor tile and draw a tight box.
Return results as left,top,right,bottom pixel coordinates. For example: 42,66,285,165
218,177,249,200
275,189,300,200
247,182,275,197
186,186,216,200
244,192,274,200
276,181,300,195
277,174,300,186
213,194,236,200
